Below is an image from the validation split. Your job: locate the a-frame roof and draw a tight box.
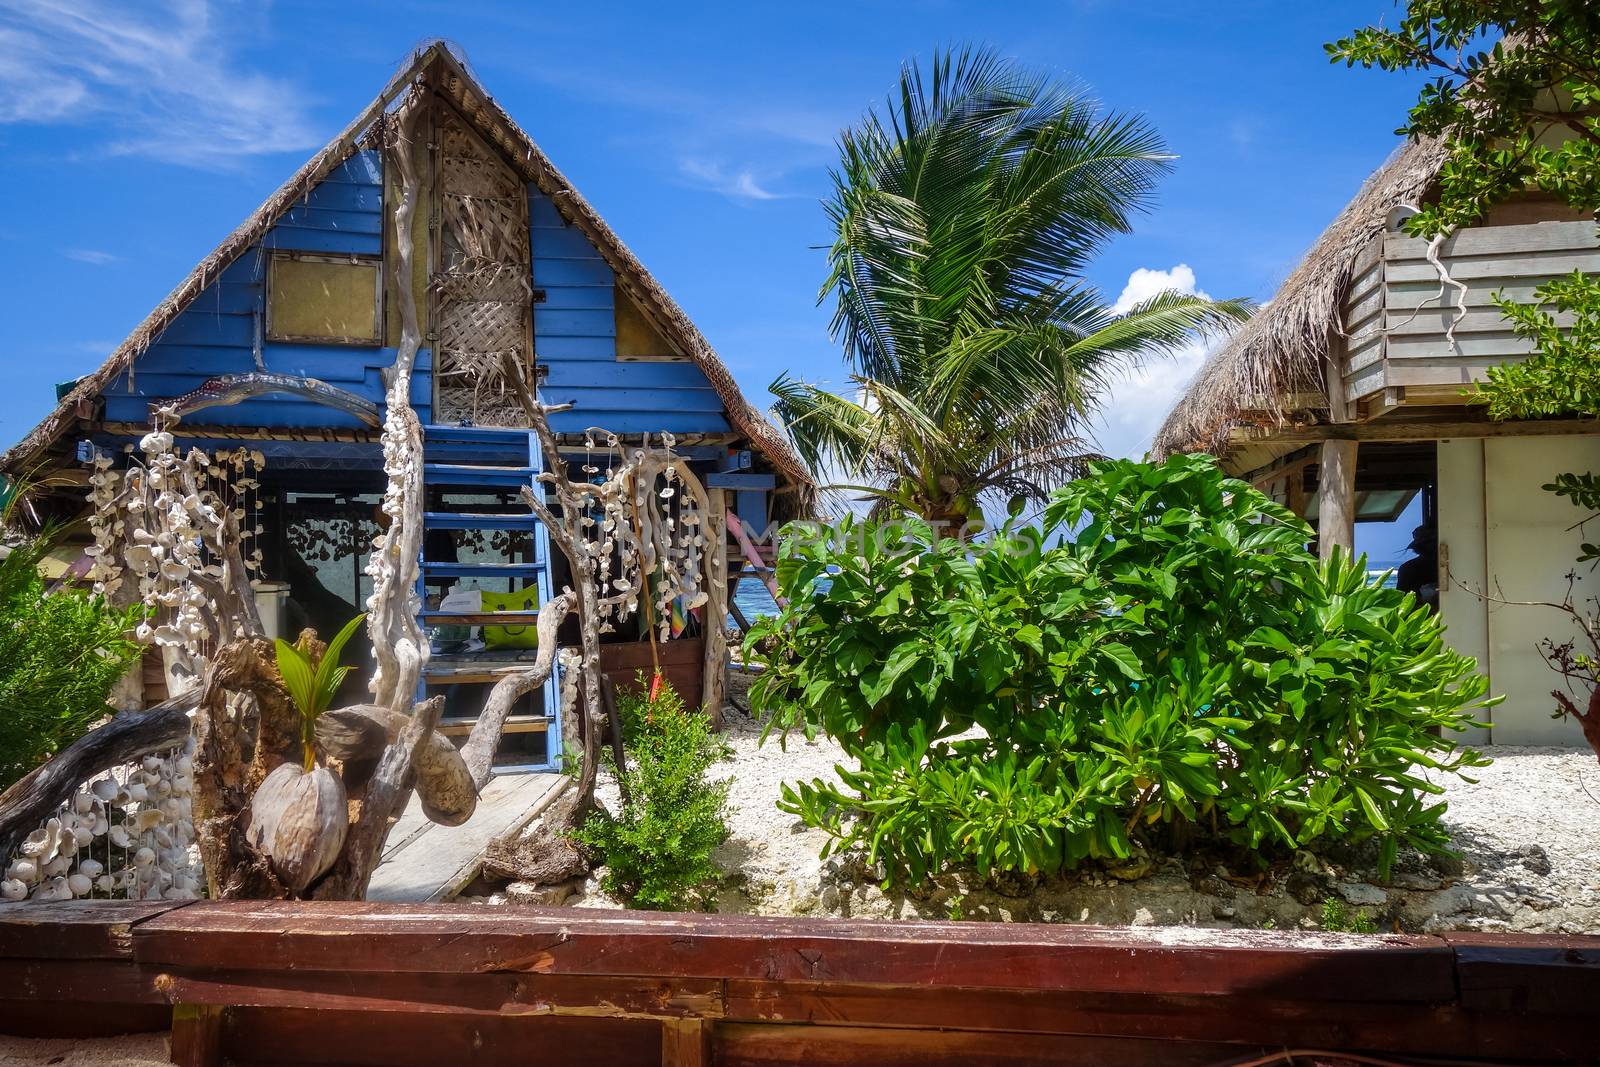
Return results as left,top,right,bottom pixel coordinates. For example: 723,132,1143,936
2,41,813,496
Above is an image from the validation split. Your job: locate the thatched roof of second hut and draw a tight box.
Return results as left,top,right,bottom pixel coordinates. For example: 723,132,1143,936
1153,136,1449,459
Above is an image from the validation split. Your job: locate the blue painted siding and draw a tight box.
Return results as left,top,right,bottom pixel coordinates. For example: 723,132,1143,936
529,189,729,435
97,150,431,429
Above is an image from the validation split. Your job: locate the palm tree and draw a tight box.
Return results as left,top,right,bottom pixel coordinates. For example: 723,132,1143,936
773,47,1251,528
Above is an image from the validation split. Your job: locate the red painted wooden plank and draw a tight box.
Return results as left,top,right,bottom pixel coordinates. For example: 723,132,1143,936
0,900,191,959
150,968,724,1019
0,1000,170,1039
723,980,1580,1062
714,1021,1265,1067
1443,931,1600,1017
221,1006,661,1067
131,903,1457,1002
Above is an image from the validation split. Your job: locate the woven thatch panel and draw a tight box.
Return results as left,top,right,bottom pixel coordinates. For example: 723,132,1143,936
434,109,532,426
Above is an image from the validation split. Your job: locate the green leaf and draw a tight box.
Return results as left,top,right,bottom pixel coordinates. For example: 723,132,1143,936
273,638,316,719
1099,643,1143,681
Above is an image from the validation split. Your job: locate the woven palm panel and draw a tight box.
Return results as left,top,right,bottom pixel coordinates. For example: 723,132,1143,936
435,110,532,426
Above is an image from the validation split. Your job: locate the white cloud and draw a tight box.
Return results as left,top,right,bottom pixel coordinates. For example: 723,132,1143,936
1111,263,1206,314
1096,264,1229,461
0,0,317,166
678,157,787,202
64,247,117,264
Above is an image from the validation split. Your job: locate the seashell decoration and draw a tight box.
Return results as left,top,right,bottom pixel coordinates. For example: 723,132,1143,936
1,737,202,902
85,425,266,675
560,430,714,643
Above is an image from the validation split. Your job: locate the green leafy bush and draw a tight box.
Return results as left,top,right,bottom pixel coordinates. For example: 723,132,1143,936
0,531,146,791
572,679,731,910
749,454,1494,883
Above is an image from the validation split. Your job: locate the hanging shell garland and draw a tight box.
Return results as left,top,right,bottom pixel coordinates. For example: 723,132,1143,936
1,738,201,902
86,419,267,675
560,429,713,640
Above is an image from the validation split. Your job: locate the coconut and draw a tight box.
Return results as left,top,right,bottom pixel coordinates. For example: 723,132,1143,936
244,762,348,894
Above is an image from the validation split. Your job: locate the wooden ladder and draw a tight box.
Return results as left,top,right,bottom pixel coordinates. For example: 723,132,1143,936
415,424,561,773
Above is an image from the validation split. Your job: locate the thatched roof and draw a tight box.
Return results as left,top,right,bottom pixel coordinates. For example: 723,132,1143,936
1152,135,1451,459
1,41,814,501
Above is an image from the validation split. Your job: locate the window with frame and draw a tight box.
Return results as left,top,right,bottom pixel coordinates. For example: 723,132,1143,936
266,252,383,345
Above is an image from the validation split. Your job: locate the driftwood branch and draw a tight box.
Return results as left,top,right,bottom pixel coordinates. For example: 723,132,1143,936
460,590,575,788
366,93,430,713
312,696,445,900
0,696,194,860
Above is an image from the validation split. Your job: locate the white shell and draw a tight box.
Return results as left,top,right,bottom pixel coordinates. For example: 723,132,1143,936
91,778,119,802
1,879,26,901
67,873,93,897
6,859,38,885
77,858,104,879
72,792,95,815
109,825,134,849
134,847,156,867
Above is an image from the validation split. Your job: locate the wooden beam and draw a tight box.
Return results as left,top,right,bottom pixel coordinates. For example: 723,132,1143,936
169,1004,226,1067
1230,416,1600,446
701,488,729,729
662,1018,712,1067
1317,439,1357,561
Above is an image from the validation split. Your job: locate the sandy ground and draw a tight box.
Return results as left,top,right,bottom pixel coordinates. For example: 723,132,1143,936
0,1033,167,1066
534,678,1600,932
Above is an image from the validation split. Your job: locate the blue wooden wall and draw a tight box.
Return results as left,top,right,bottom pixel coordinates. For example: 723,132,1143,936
96,156,734,439
100,152,432,430
529,190,729,436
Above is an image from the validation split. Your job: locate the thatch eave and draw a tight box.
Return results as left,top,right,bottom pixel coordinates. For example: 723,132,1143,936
1152,135,1451,460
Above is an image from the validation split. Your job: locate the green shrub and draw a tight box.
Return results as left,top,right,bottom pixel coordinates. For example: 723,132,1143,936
748,454,1494,884
572,679,731,910
0,530,146,791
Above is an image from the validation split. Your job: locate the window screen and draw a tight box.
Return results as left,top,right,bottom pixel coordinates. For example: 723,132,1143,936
266,253,382,344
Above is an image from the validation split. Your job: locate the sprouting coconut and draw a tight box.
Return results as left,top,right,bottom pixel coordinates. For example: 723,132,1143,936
244,762,348,894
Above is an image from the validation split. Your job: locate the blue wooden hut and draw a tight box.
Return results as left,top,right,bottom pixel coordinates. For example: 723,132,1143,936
0,42,813,774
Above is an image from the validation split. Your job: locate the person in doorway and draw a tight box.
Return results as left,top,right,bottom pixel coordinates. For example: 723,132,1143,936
1396,523,1439,612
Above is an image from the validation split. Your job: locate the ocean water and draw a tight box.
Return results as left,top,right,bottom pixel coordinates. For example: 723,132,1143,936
731,579,781,622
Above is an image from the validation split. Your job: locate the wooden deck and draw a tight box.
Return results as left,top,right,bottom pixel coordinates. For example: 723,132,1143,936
0,901,1596,1065
366,772,566,902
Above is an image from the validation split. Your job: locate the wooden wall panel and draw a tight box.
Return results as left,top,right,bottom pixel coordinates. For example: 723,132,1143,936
93,150,430,431
528,189,730,436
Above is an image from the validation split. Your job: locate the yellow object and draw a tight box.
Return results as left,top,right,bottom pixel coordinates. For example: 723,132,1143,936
267,254,381,342
481,587,540,649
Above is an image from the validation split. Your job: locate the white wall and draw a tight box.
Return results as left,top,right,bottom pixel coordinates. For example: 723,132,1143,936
1439,435,1599,746
1437,439,1492,747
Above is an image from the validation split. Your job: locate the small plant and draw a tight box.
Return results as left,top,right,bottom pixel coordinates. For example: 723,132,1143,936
273,614,365,769
0,519,145,792
947,893,967,922
1321,897,1378,935
572,678,730,910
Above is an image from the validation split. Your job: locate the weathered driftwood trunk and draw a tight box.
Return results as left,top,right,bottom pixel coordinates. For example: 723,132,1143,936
182,95,475,901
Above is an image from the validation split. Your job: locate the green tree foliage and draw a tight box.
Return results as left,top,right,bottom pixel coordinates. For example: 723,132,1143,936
0,530,146,791
1329,3,1600,417
571,680,731,910
748,456,1494,884
772,46,1250,525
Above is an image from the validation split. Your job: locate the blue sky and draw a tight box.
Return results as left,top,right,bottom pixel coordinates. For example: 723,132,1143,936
0,0,1426,554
